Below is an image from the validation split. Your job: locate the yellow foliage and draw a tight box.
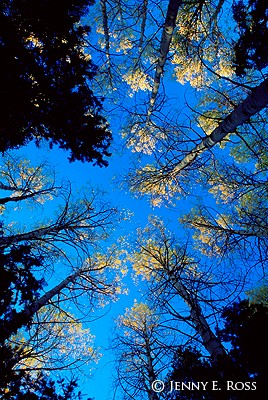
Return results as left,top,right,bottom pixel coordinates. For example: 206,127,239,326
132,164,183,207
197,112,220,134
172,55,208,89
171,3,235,89
116,38,133,53
12,308,100,371
123,69,152,94
131,247,162,280
208,181,236,204
118,302,159,334
25,34,43,50
127,125,166,155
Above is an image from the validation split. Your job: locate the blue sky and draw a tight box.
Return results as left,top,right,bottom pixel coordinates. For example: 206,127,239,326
5,63,258,400
13,137,174,399
5,58,262,400
2,1,267,399
10,69,192,399
9,66,236,398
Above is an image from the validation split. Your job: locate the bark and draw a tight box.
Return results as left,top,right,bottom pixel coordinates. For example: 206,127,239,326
0,270,81,343
0,205,94,247
138,0,149,54
211,0,225,26
100,0,111,66
144,331,159,400
147,0,182,120
168,271,226,363
173,78,268,174
192,220,268,238
0,183,17,191
0,187,57,205
0,224,65,247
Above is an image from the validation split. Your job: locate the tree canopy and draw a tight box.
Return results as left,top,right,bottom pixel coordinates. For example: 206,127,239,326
0,0,111,165
0,156,123,397
165,299,268,399
233,0,268,75
1,0,268,399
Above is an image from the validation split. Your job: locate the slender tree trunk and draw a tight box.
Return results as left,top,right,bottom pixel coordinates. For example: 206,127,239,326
0,270,80,343
168,272,226,362
147,0,182,120
144,332,159,400
173,78,268,174
192,220,268,238
211,0,225,26
0,188,57,205
100,0,111,66
138,0,149,54
0,224,63,247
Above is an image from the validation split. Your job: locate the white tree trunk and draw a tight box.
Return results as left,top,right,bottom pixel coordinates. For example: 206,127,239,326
100,0,111,66
144,332,159,400
147,0,182,119
139,0,149,53
0,225,62,247
169,273,226,362
1,270,81,342
173,78,268,174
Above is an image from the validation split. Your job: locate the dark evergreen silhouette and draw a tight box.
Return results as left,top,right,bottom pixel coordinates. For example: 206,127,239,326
0,0,111,165
0,366,91,399
0,244,42,391
232,0,268,75
219,299,268,386
165,299,268,399
165,346,220,400
0,244,45,341
0,245,44,322
0,244,92,399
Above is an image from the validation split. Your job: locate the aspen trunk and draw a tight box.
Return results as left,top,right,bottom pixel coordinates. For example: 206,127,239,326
147,0,182,119
0,270,80,343
100,0,111,66
138,0,149,53
173,78,268,174
169,274,226,362
193,221,268,238
144,332,159,400
0,225,62,247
